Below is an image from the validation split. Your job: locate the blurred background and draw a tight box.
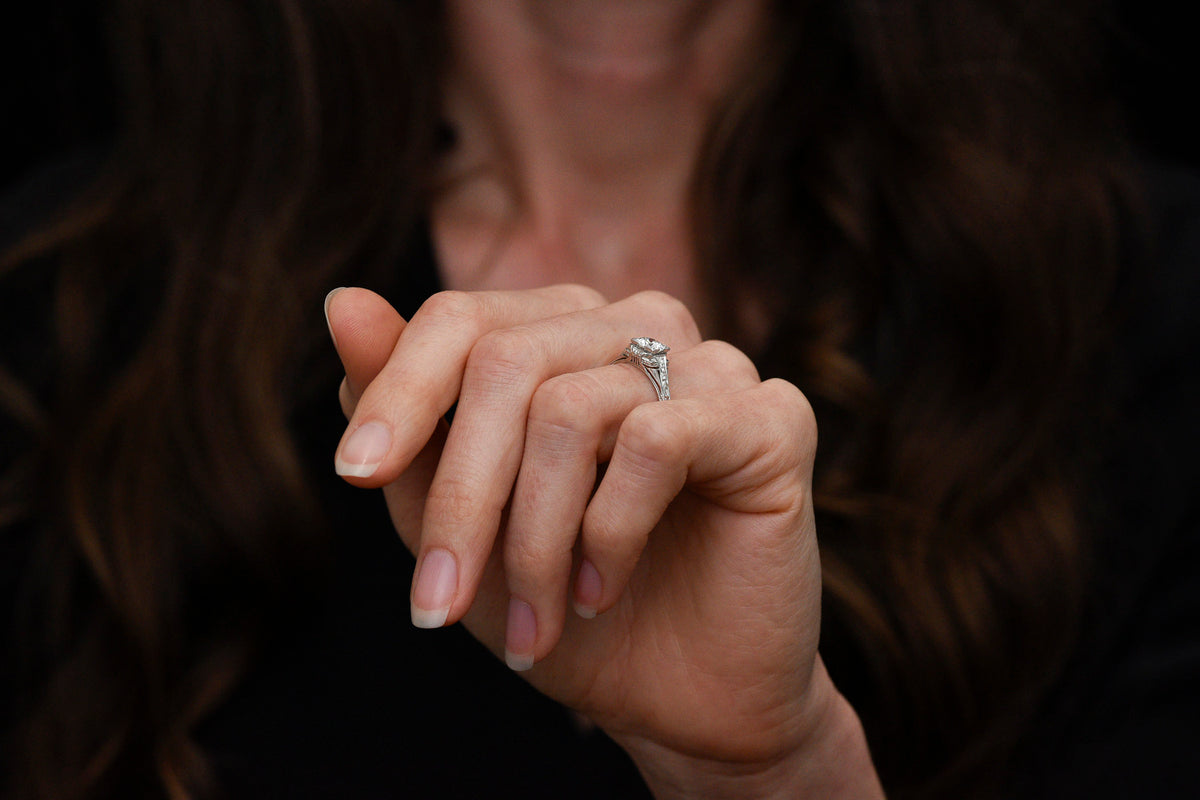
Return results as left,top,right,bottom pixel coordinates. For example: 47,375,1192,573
2,1,1196,193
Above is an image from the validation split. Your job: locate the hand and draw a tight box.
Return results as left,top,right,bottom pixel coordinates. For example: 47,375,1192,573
324,285,882,798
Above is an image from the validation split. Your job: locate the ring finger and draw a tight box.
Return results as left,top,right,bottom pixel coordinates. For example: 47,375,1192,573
502,339,761,670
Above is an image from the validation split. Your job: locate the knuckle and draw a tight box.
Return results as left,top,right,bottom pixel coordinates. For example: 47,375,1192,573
761,378,818,448
528,374,605,440
465,328,539,389
470,327,538,369
416,290,484,330
557,282,607,309
619,404,690,469
700,340,761,384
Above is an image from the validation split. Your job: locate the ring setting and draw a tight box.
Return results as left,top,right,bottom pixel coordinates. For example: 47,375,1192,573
613,337,670,401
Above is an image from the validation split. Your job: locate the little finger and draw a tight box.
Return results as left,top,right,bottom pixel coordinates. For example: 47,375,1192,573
579,379,817,616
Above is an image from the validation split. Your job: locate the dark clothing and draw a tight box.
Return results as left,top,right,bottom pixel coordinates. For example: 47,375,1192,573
2,158,1198,798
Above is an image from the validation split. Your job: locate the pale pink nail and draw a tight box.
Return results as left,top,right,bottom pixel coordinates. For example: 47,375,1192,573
323,287,346,348
505,597,537,671
411,548,457,629
335,421,391,478
574,560,602,619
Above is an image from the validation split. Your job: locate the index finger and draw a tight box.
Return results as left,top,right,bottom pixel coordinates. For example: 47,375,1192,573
333,283,606,484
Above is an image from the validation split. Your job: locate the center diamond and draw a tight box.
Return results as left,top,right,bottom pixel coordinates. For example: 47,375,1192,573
630,337,669,356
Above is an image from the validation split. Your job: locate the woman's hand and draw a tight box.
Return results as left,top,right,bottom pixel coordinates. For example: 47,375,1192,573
324,285,882,798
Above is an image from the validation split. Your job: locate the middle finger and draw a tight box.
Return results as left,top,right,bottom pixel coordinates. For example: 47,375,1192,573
412,291,702,630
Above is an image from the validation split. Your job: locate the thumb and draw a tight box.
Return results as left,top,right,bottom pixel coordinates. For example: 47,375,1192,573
324,287,407,407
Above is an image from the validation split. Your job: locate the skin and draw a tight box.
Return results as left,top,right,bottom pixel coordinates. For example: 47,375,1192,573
327,2,886,796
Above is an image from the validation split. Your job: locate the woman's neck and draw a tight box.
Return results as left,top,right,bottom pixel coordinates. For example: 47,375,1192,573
434,0,766,313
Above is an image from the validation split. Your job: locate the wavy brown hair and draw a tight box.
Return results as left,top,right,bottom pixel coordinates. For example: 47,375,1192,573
1,0,1130,797
698,1,1128,796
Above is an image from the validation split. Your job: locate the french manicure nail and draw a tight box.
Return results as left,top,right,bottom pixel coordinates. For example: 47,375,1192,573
411,548,458,629
574,560,601,619
335,421,391,478
324,287,346,347
505,597,537,672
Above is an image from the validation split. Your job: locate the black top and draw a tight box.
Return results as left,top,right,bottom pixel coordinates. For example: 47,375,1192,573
1,157,1198,798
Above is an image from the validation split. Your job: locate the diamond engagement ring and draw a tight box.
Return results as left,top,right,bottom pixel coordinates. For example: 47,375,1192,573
612,337,670,401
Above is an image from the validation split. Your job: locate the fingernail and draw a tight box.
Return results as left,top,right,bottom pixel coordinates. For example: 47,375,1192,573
574,560,601,619
335,421,391,478
411,548,457,629
505,597,537,671
324,287,346,347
